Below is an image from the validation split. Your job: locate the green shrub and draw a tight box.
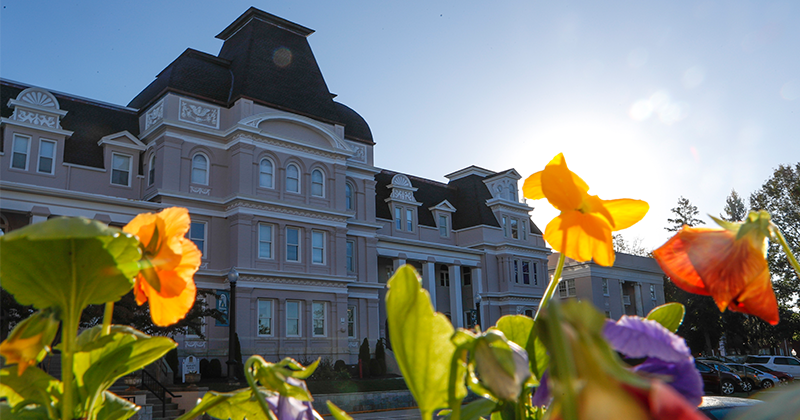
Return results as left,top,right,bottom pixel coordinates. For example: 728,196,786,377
375,338,387,375
368,358,382,377
333,359,347,372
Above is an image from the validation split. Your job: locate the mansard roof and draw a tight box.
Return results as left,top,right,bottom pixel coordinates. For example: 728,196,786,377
1,79,139,170
128,8,373,144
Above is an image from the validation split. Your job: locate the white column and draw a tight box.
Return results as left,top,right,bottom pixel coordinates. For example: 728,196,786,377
449,264,463,328
392,257,406,273
423,260,437,310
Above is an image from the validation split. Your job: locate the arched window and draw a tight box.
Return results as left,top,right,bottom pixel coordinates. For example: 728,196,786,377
345,182,354,210
191,153,208,185
259,158,274,188
311,169,324,197
148,154,156,186
286,164,300,193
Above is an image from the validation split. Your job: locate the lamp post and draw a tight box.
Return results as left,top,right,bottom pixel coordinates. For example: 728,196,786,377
226,267,239,383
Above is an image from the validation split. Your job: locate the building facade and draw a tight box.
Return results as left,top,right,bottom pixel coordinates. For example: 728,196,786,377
1,8,656,372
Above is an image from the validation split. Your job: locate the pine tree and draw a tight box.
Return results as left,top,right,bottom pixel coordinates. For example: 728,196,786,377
721,189,747,222
666,196,705,231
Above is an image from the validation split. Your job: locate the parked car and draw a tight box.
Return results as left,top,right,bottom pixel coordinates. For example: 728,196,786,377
695,361,744,396
726,363,779,389
747,363,794,385
698,396,762,419
744,355,800,376
698,359,749,393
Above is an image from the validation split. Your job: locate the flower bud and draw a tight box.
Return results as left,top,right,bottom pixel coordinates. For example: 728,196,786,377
472,330,531,401
0,309,60,375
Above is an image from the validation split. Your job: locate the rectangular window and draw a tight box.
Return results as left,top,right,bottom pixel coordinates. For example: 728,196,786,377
522,221,527,240
347,305,356,338
37,139,56,174
462,267,471,286
189,221,206,255
406,208,413,231
603,279,609,296
439,268,449,287
312,302,326,337
439,214,448,237
395,207,402,230
286,301,300,337
650,284,656,300
522,261,530,284
346,240,355,272
513,260,519,283
533,262,539,285
558,279,576,298
257,299,273,336
502,216,508,237
286,227,300,262
312,231,325,264
111,153,132,186
11,134,30,170
258,223,272,259
148,155,156,186
511,218,519,239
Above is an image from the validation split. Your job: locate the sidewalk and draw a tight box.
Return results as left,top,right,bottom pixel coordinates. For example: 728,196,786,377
331,407,422,419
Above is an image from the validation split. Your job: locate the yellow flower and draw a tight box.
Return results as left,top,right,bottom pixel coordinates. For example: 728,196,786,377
653,212,779,325
523,153,649,266
0,309,60,375
124,207,201,326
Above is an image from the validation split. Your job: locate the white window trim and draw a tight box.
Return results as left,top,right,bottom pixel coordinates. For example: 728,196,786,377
10,134,31,171
311,168,325,197
502,215,508,237
259,157,274,189
346,240,356,273
311,230,325,265
191,152,209,185
257,299,274,337
438,214,449,237
286,227,301,262
286,301,301,337
405,208,414,232
111,152,132,187
258,223,273,259
286,163,301,194
312,301,327,337
511,217,519,239
189,221,207,256
148,153,156,186
347,304,357,339
37,139,57,174
394,206,403,230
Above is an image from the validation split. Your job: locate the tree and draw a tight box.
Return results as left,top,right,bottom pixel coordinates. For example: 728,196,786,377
749,163,800,309
721,189,747,222
612,234,650,257
666,196,705,232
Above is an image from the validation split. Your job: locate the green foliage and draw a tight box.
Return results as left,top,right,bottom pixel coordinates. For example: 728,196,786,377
646,302,685,333
369,358,382,377
358,338,370,363
333,359,347,372
327,401,355,420
666,196,705,232
375,338,387,375
721,189,747,222
386,265,465,419
495,315,548,383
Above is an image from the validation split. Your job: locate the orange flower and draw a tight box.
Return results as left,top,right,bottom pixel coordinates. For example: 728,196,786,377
124,207,201,326
523,153,649,266
653,212,779,325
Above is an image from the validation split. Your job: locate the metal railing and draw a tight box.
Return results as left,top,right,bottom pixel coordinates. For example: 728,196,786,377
140,369,181,418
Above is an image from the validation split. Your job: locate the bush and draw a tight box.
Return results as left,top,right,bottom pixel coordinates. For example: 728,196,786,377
369,358,382,377
375,338,387,375
209,358,223,378
334,359,347,372
358,338,370,363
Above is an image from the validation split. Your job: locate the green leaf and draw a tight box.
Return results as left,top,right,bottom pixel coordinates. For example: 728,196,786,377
495,315,549,382
176,388,274,420
94,391,139,420
327,401,354,420
646,302,685,333
0,366,61,409
439,398,496,420
0,217,140,314
386,265,465,419
0,401,51,420
252,358,314,401
73,325,175,402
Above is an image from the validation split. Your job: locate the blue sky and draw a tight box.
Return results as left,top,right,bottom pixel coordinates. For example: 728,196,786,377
2,1,798,250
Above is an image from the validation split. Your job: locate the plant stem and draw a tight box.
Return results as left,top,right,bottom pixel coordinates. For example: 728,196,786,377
774,226,800,280
534,253,566,322
244,356,277,420
101,302,114,336
62,240,79,420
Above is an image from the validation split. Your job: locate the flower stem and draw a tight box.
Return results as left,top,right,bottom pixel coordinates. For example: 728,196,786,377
534,253,566,321
101,302,114,336
62,240,79,420
244,356,277,420
774,226,800,280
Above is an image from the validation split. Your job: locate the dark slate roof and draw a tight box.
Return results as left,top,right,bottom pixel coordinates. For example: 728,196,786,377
375,169,543,234
2,80,139,170
127,7,373,145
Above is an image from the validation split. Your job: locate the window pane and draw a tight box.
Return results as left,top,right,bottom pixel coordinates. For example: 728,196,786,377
258,300,272,335
346,240,355,272
406,209,413,231
190,222,205,254
311,170,324,196
40,140,55,157
439,215,447,236
13,137,28,153
345,183,353,210
522,261,530,284
287,228,299,261
259,224,272,259
312,231,324,264
286,165,299,192
287,301,299,336
148,155,156,186
260,159,273,188
347,305,356,338
191,154,207,184
395,207,402,230
313,302,325,336
111,154,131,185
511,218,518,239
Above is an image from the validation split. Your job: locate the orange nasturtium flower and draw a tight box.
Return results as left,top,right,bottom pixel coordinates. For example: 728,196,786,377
653,211,780,325
523,153,649,266
123,207,201,326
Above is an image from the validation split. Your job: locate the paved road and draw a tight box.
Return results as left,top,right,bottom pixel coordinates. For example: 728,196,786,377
334,408,422,419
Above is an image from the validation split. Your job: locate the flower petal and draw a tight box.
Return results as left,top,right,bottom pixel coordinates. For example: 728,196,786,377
602,199,650,231
541,154,589,212
545,211,615,266
652,228,714,296
522,171,544,200
139,274,197,326
603,317,691,363
633,358,703,407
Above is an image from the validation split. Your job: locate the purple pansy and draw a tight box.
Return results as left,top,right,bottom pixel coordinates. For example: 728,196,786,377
530,370,550,407
603,316,703,406
265,377,322,420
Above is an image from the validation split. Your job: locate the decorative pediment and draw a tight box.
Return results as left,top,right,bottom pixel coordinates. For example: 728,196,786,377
483,169,522,202
240,113,351,152
7,87,68,130
97,131,146,151
385,174,420,204
428,199,457,213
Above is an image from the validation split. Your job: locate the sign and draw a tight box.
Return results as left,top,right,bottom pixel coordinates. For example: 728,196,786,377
182,355,199,383
216,290,229,326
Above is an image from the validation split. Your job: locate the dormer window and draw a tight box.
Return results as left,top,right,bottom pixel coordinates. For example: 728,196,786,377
10,134,30,170
37,139,56,174
111,153,131,186
395,207,402,230
438,214,449,237
406,208,414,232
191,153,208,185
